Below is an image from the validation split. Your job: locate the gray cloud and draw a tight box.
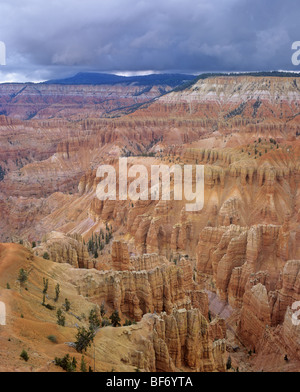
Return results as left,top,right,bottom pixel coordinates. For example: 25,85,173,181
0,0,299,82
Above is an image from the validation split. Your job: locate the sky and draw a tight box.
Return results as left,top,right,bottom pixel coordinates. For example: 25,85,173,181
0,0,299,82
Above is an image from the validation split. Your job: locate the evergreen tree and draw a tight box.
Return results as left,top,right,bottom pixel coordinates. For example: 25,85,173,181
226,356,232,370
20,349,29,362
54,283,60,302
55,354,77,372
65,298,71,312
89,308,101,331
109,310,121,327
43,278,49,294
57,308,65,326
18,269,28,284
75,327,95,353
100,302,106,317
80,356,87,372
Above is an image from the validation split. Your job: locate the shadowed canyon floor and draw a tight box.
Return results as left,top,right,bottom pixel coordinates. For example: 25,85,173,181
0,74,299,372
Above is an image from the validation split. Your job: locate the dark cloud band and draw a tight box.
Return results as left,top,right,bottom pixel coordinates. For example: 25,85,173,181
0,0,299,82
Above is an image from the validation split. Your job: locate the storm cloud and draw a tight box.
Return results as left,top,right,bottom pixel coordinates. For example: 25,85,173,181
0,0,299,82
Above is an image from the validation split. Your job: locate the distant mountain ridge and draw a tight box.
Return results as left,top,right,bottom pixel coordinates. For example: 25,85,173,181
43,71,300,89
1,71,300,120
43,72,197,87
0,73,198,120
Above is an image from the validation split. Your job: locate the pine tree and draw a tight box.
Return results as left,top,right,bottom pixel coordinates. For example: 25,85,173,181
55,354,77,372
226,356,232,370
20,349,29,362
80,356,87,372
109,310,121,327
100,302,106,317
18,269,28,284
74,327,95,353
43,278,49,294
57,308,65,326
65,298,71,312
54,283,60,302
89,308,101,331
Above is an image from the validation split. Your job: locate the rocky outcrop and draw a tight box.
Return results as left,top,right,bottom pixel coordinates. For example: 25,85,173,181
66,255,206,322
197,224,295,307
151,308,226,371
35,231,89,268
271,260,300,324
238,283,271,351
131,253,168,271
215,229,247,301
112,308,226,372
197,226,228,275
195,222,300,359
238,305,300,371
281,307,300,361
111,240,130,270
0,242,227,373
226,260,300,358
112,240,169,272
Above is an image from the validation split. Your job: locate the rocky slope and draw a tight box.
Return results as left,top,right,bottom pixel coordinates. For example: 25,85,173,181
0,74,299,371
0,243,226,372
0,82,174,121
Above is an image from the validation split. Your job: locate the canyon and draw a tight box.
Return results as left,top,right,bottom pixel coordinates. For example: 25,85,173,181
0,73,299,372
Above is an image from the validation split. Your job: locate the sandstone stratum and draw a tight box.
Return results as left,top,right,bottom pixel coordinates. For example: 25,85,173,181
0,73,299,372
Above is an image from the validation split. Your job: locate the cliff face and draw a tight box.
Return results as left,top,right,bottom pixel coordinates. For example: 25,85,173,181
35,231,89,268
0,77,299,244
35,235,210,323
91,308,226,373
0,243,225,372
150,309,226,372
271,260,300,324
196,223,300,368
66,255,203,322
0,75,300,371
196,224,296,305
236,287,300,371
138,76,300,133
238,283,272,351
111,240,131,270
0,83,173,120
